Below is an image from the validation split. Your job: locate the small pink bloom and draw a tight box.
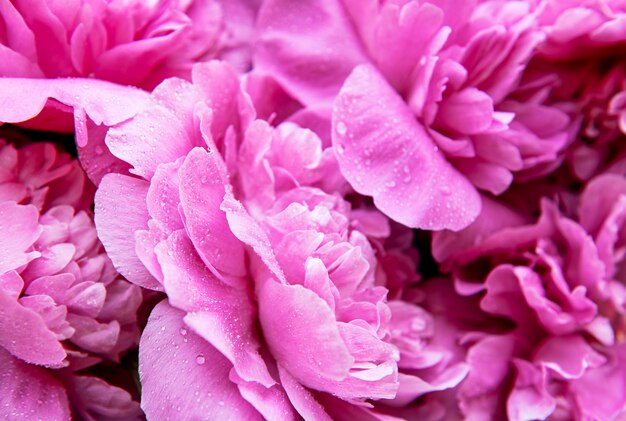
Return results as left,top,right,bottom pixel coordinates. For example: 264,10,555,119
0,138,142,420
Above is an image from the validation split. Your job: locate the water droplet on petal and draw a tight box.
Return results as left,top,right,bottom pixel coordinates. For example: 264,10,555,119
336,121,347,135
179,327,187,336
196,355,205,365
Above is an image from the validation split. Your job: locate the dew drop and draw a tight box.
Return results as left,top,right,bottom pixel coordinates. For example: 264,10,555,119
179,327,187,336
196,355,205,365
336,121,347,135
441,185,451,196
385,180,396,188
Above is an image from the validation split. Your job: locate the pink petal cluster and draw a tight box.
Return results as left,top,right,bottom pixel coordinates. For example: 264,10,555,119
254,0,577,230
90,61,472,419
2,0,626,420
519,0,626,182
0,0,258,89
0,137,142,420
430,192,626,419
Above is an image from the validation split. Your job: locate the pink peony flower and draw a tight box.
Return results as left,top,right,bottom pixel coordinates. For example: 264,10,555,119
0,137,93,212
0,138,143,420
519,0,626,181
0,0,259,89
91,60,468,418
254,0,574,230
431,193,626,419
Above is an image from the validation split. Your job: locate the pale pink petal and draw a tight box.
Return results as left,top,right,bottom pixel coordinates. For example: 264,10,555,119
191,61,242,142
229,369,298,421
0,77,149,146
0,290,66,367
178,147,246,280
104,78,204,179
277,364,333,421
0,348,70,419
257,278,354,392
256,0,369,106
155,230,275,387
139,300,262,420
95,174,161,291
332,64,481,230
0,202,41,273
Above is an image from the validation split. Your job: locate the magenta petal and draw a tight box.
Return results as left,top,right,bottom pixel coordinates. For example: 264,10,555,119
95,174,161,291
507,360,555,421
332,64,481,230
139,301,262,420
569,344,626,420
178,147,246,280
258,279,354,391
534,335,605,380
65,375,141,420
0,290,66,367
0,348,70,419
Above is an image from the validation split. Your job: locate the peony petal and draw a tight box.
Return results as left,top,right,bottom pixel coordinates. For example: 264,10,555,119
0,290,66,367
0,202,41,273
229,369,298,421
178,147,246,280
277,364,333,421
0,348,70,419
258,279,354,392
0,77,149,146
155,230,275,387
105,86,203,179
139,301,262,420
64,375,141,420
95,174,161,291
507,360,555,421
256,0,369,107
436,88,494,135
332,64,480,230
534,335,605,380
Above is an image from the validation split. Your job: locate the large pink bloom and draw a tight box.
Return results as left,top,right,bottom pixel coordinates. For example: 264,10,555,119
92,60,468,418
0,0,259,89
255,0,573,230
0,138,142,420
